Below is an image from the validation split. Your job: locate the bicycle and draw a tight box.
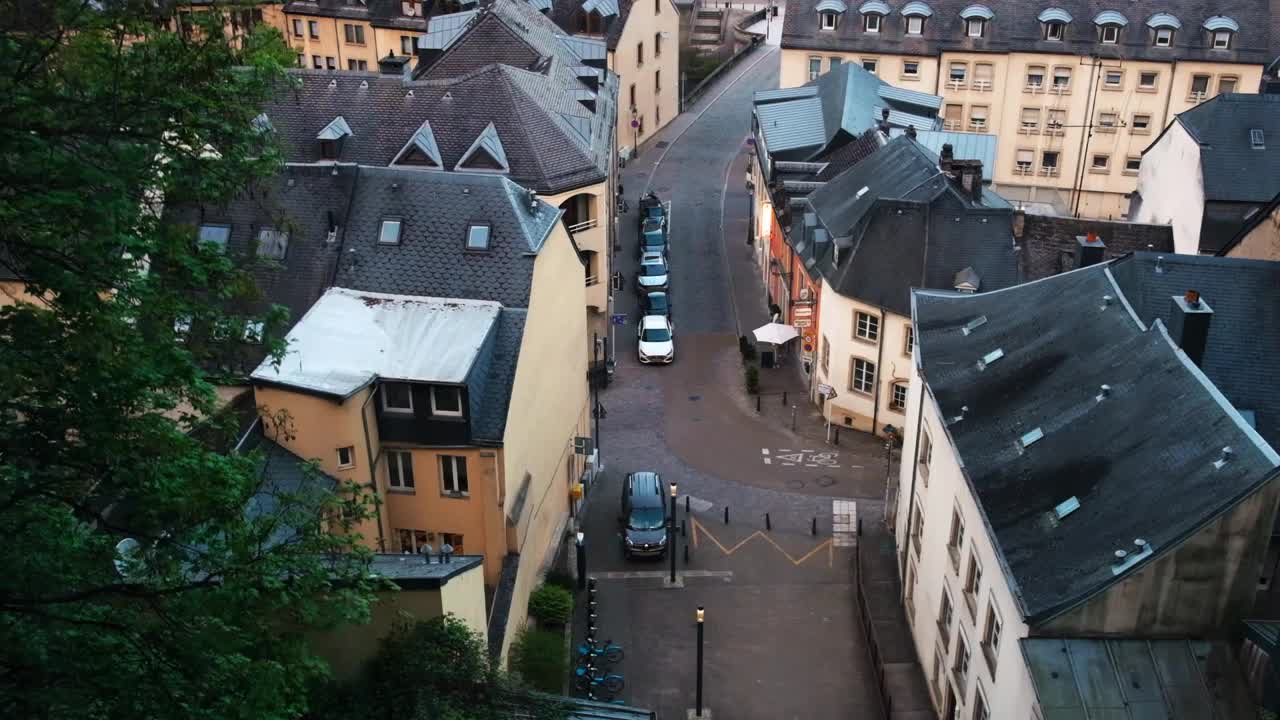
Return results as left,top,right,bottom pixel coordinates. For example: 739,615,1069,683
574,663,624,694
576,637,625,664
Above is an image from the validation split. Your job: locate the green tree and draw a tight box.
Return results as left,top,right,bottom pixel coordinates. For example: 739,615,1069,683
0,3,379,718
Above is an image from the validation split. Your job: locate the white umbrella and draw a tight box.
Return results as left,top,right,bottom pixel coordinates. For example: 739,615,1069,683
752,322,800,345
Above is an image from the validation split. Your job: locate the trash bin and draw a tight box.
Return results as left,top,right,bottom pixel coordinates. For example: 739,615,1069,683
761,350,776,369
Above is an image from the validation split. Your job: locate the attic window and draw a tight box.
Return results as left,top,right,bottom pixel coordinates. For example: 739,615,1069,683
1251,129,1265,149
198,224,230,252
1204,16,1238,49
960,315,987,335
816,0,847,29
466,224,491,250
320,139,339,159
1054,496,1080,520
243,320,264,344
1019,427,1044,448
256,228,289,260
379,218,402,245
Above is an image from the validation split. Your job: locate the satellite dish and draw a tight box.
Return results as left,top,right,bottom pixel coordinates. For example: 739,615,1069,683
114,538,142,579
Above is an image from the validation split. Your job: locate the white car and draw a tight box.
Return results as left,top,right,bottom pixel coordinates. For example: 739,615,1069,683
636,255,669,295
637,315,675,364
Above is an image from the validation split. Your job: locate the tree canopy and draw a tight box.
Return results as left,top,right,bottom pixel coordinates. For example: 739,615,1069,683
0,3,379,718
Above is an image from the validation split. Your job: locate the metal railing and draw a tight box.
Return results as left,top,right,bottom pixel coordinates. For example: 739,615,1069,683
943,120,962,131
1040,167,1060,177
1187,90,1208,103
567,217,599,233
1013,165,1033,176
1049,83,1070,94
971,79,991,91
585,275,601,287
946,79,966,91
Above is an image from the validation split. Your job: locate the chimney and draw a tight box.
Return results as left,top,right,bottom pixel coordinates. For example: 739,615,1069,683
905,125,917,139
940,143,955,174
1011,209,1026,239
877,107,891,133
378,53,411,77
957,160,983,202
1075,233,1106,268
1168,290,1213,366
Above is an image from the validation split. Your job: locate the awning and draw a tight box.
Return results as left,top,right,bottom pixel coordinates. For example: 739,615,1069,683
753,323,800,345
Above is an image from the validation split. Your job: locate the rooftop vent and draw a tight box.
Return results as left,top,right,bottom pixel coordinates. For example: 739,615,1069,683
948,405,969,425
1214,446,1234,470
1155,255,1165,273
1076,233,1106,268
1112,538,1153,576
1251,128,1266,149
1095,384,1111,402
1100,294,1113,310
1020,427,1044,448
961,315,988,335
1054,496,1080,520
977,348,1003,369
855,186,870,199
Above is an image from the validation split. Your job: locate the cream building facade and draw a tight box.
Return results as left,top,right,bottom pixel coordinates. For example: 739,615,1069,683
780,0,1270,218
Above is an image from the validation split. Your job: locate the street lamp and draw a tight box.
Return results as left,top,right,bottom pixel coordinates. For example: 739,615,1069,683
669,482,678,584
695,606,705,717
576,531,586,591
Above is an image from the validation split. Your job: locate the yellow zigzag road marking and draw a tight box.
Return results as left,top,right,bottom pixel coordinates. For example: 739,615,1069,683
691,517,833,567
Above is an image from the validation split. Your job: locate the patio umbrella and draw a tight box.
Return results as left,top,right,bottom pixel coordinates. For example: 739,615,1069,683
752,322,799,345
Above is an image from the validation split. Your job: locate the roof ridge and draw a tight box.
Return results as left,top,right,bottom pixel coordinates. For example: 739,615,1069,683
488,66,555,184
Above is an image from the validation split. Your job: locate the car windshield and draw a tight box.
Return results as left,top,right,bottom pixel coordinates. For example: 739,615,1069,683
642,232,664,246
641,263,666,277
629,507,665,530
642,326,671,343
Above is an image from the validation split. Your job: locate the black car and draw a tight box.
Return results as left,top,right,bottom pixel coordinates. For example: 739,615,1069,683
644,291,672,318
638,218,667,259
620,471,668,558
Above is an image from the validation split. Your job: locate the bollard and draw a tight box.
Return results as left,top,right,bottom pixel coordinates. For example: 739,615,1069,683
684,544,690,565
858,517,863,536
682,519,687,537
833,426,840,446
724,506,730,524
792,405,797,432
811,517,818,536
756,394,761,413
765,512,771,531
686,495,691,514
782,391,788,405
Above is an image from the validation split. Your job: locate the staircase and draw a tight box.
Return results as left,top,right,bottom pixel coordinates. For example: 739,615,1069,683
690,6,724,46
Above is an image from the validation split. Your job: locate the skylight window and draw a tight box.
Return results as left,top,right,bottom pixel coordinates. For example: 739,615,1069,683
198,224,230,252
1020,427,1044,448
961,315,988,335
1054,496,1080,520
379,218,402,245
1251,129,1265,149
981,349,1004,365
256,228,288,260
466,224,491,250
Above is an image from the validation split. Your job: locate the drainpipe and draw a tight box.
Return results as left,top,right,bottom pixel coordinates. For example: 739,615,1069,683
898,376,925,582
333,18,343,69
870,308,885,436
1070,55,1102,217
360,385,385,552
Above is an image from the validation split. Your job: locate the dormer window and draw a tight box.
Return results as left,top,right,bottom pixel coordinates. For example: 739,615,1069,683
1037,8,1070,41
1154,27,1173,46
1100,24,1119,43
1044,21,1064,40
960,5,992,38
320,139,338,159
1203,16,1238,50
857,1,887,32
1093,11,1127,44
1212,30,1232,49
863,13,880,31
821,11,838,29
316,116,352,162
966,18,985,37
901,1,931,34
1146,13,1180,47
402,0,422,16
256,228,289,260
906,15,923,34
430,386,463,417
815,0,848,31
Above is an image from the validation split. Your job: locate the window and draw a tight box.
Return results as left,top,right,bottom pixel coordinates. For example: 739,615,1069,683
198,224,230,251
968,105,988,132
933,646,947,701
1190,74,1210,96
401,35,415,54
629,83,636,109
1139,71,1158,89
312,55,323,69
403,0,423,16
466,224,490,250
863,13,881,32
829,57,842,71
890,383,908,411
1100,24,1119,44
904,325,914,355
1212,30,1232,49
949,62,967,84
1091,153,1109,171
309,20,320,38
862,58,878,74
850,358,876,394
954,630,971,685
1052,66,1071,90
966,18,984,38
1020,107,1040,132
1219,75,1238,94
655,69,661,92
1098,111,1117,128
636,41,644,66
388,450,415,489
982,604,1003,672
1131,113,1151,131
1026,65,1045,89
654,0,659,14
855,311,879,341
256,228,288,259
382,382,414,412
918,428,933,476
1154,27,1173,47
903,60,920,77
377,218,402,245
820,11,838,30
1015,149,1034,173
1103,70,1123,87
396,528,430,553
938,589,954,647
1252,128,1266,150
1124,156,1142,173
1042,150,1060,175
297,53,305,67
1043,21,1064,41
974,686,991,720
440,532,464,553
910,499,925,551
344,24,366,44
973,62,992,89
963,552,982,618
821,335,830,374
430,386,463,417
337,446,355,468
944,103,962,130
947,508,966,571
292,18,303,37
439,455,469,494
1046,109,1066,134
906,15,924,34
809,56,821,81
905,559,917,617
347,59,369,71
655,32,662,57
326,56,336,70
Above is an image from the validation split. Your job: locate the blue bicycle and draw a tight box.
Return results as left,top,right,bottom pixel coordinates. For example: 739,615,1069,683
576,637,625,664
575,664,624,694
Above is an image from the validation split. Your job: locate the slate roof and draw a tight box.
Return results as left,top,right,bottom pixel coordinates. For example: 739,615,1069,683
1109,251,1280,451
238,420,340,548
265,0,616,194
753,62,941,162
801,136,1018,315
545,0,641,49
474,308,527,442
912,263,1280,623
283,0,432,30
782,0,1275,64
335,167,559,306
1219,188,1280,256
1163,93,1280,205
887,128,997,180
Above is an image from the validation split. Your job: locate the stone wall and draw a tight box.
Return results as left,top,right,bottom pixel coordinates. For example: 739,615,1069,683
1017,212,1175,281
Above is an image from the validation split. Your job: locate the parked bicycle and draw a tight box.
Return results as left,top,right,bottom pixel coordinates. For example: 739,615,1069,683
576,637,625,664
574,663,624,694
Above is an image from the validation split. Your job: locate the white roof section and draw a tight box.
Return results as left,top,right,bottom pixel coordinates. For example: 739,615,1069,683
1093,10,1128,26
317,116,352,140
960,4,993,20
1203,16,1239,32
1146,12,1181,29
815,0,848,12
421,9,479,50
900,1,933,17
251,288,502,396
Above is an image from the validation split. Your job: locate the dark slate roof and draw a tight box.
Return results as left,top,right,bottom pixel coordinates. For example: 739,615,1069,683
545,0,638,49
782,0,1275,64
913,263,1280,623
473,308,527,442
802,136,1018,315
1110,251,1280,450
1219,188,1280,256
265,0,615,194
334,167,559,307
283,0,431,29
1168,93,1280,204
1019,214,1175,280
238,421,340,547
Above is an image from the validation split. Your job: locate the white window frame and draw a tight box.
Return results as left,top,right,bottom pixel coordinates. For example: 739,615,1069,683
430,386,463,417
862,58,878,74
982,597,1003,672
387,450,415,490
439,454,469,495
1100,24,1119,44
1219,75,1238,94
890,382,908,411
850,357,876,394
954,627,971,685
401,35,415,54
1154,27,1173,47
966,18,984,38
855,311,880,341
863,13,881,33
820,11,838,30
1026,65,1045,89
1139,71,1158,89
1103,70,1123,87
906,15,924,35
337,446,355,469
1043,21,1064,41
1132,113,1151,130
382,382,415,413
1042,150,1060,169
808,56,822,81
1212,30,1231,49
903,60,920,77
1124,156,1142,172
904,325,914,355
379,218,402,245
1091,153,1109,170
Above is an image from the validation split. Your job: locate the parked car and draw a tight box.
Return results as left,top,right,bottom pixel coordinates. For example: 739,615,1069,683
644,291,671,318
638,192,666,231
637,314,674,364
619,471,668,558
636,255,669,295
638,218,666,259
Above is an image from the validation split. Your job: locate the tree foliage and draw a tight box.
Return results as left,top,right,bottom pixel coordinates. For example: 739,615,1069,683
0,3,379,718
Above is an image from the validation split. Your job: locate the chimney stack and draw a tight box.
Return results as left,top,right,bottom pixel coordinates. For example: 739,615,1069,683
378,53,411,77
1168,290,1213,366
940,143,955,174
1075,233,1106,268
905,125,917,139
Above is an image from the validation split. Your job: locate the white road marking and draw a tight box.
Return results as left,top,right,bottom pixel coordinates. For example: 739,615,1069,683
593,570,734,580
832,499,857,547
685,495,715,512
763,457,772,465
761,448,769,455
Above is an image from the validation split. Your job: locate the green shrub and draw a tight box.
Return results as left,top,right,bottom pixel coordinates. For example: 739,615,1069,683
511,627,567,694
745,365,761,394
739,335,757,363
543,569,576,592
528,583,573,626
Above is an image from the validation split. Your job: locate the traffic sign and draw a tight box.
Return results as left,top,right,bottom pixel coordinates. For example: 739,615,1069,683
611,313,627,326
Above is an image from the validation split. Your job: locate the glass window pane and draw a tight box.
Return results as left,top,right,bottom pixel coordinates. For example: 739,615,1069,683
379,219,401,245
467,225,490,249
199,224,230,250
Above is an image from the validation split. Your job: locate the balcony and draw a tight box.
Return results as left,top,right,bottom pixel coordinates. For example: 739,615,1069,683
971,79,991,92
1013,165,1033,176
1187,90,1208,103
567,217,606,255
1024,82,1044,94
946,79,967,91
1040,167,1060,177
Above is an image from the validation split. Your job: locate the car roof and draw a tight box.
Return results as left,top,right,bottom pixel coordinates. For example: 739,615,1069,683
646,291,667,299
641,257,666,267
640,314,669,329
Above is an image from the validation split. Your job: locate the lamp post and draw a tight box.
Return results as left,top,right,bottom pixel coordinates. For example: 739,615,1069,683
669,482,678,584
576,531,586,591
695,606,705,717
